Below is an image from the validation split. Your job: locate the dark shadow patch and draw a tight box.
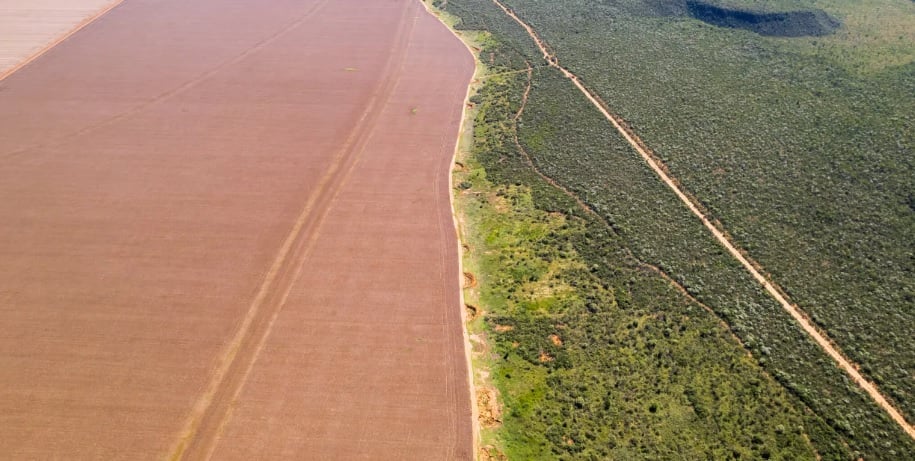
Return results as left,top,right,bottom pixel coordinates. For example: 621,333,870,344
686,0,840,37
639,0,690,17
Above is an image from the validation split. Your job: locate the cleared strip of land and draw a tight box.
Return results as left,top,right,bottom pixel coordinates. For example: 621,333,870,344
0,0,474,459
489,0,915,441
0,0,122,78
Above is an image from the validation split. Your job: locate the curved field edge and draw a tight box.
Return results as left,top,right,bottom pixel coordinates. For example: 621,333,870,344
432,0,915,459
0,0,125,81
426,2,853,460
418,0,488,453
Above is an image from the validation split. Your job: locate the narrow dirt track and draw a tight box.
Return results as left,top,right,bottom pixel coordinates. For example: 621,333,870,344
489,0,915,440
0,0,474,459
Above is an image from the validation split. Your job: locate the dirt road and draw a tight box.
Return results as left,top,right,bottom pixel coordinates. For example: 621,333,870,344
489,0,915,441
0,0,474,459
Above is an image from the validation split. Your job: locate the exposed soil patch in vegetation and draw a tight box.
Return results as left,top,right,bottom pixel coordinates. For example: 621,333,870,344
685,1,839,37
466,303,481,320
480,445,508,461
464,271,479,288
477,387,504,427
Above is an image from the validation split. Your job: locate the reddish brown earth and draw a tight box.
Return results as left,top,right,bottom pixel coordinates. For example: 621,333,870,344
0,0,474,459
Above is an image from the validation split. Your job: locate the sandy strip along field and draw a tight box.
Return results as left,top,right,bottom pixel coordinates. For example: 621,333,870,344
0,0,474,459
0,0,122,78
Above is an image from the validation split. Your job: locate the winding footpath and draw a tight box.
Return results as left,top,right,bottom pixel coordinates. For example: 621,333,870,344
490,0,915,440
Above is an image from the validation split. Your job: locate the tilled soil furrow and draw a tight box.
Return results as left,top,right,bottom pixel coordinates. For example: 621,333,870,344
169,3,421,459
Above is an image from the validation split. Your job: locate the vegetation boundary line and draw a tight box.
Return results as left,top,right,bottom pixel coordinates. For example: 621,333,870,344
489,0,915,440
0,0,126,82
419,1,493,456
416,1,486,457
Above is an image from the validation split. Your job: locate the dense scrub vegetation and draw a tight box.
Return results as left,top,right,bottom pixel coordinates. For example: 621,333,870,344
497,0,915,426
453,53,837,460
435,0,915,458
517,62,914,460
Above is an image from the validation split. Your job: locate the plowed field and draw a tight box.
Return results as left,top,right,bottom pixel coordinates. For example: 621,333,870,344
0,0,474,459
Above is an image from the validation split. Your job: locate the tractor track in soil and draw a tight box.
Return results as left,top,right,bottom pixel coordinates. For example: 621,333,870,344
0,0,475,458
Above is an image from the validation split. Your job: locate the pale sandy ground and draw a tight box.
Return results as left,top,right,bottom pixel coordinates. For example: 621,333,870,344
0,0,118,77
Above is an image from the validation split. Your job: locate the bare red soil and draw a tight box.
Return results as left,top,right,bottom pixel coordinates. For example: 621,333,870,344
0,0,474,459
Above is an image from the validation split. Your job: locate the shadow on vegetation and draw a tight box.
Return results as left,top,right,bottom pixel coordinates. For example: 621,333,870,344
684,0,840,37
